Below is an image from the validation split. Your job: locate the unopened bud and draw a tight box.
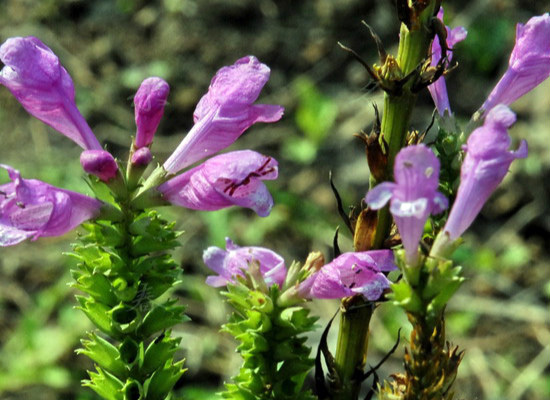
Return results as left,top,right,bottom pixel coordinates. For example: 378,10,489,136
134,77,170,148
131,146,153,166
80,150,118,182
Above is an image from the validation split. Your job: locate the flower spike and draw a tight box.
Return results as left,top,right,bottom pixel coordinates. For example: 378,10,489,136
0,165,102,246
158,150,278,217
0,36,102,150
162,56,284,174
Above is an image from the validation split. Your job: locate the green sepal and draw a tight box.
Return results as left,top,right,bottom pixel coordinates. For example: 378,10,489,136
119,337,139,365
389,279,423,314
83,367,125,400
144,360,187,400
129,211,181,256
76,296,122,340
122,379,143,400
77,333,128,378
141,333,181,376
424,258,465,318
137,301,189,339
71,271,118,306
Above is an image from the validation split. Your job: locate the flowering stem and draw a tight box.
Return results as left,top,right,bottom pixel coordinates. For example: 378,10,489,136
331,297,374,400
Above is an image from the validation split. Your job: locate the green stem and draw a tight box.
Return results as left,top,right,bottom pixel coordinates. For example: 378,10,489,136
332,298,374,400
332,5,439,400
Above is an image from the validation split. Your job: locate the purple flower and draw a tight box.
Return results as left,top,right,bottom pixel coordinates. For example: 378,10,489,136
203,237,286,287
0,165,102,246
481,13,550,112
80,150,119,182
305,251,397,301
134,77,170,149
157,150,277,217
428,8,468,115
0,36,102,150
162,56,284,174
366,145,448,265
443,105,527,240
131,147,153,167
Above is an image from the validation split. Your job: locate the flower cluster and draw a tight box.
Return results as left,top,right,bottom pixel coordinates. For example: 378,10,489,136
0,36,284,245
203,238,397,302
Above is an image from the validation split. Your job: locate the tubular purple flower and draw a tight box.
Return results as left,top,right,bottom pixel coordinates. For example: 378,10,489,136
80,150,119,182
134,77,170,148
428,8,468,115
481,13,550,112
162,56,284,174
0,165,102,246
366,145,448,265
304,251,397,301
0,36,102,150
157,150,278,217
203,237,286,287
443,105,527,240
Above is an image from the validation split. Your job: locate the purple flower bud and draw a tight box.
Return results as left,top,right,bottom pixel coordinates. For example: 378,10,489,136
80,150,119,182
428,8,468,115
304,251,397,301
134,77,170,148
0,37,102,150
131,147,153,166
163,56,284,174
158,150,278,217
481,13,550,112
203,237,286,287
0,165,102,246
366,145,448,265
443,105,527,240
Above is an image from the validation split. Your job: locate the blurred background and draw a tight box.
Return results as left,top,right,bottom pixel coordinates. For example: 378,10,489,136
0,0,548,399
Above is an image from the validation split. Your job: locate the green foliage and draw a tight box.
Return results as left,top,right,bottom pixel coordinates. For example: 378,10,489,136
221,283,317,400
283,77,338,164
70,209,187,400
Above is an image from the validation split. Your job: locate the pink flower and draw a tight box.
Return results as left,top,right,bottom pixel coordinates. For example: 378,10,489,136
203,237,286,287
162,56,284,174
443,105,527,240
305,251,397,301
481,13,550,112
157,150,277,217
134,77,170,148
0,165,102,246
0,36,102,150
428,8,468,115
366,145,448,265
80,150,119,182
